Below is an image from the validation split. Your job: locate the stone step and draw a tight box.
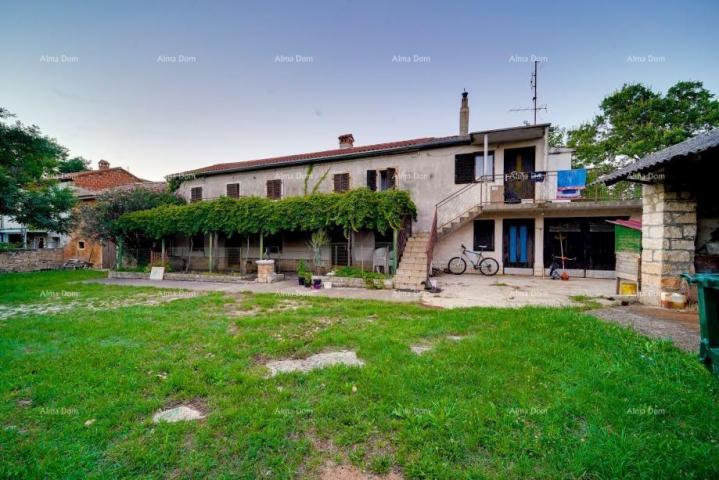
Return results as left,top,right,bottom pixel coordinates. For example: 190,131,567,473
397,264,427,271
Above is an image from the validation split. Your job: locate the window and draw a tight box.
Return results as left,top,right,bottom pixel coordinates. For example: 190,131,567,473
226,183,240,198
263,233,282,254
367,168,397,191
266,179,282,199
473,220,495,251
379,168,396,190
190,187,203,203
77,240,86,250
333,173,350,192
475,151,495,180
455,151,495,184
366,170,377,191
191,234,204,251
455,154,475,184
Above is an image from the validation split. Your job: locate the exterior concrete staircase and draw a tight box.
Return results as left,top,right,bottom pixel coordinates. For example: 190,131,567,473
394,233,430,290
437,205,482,238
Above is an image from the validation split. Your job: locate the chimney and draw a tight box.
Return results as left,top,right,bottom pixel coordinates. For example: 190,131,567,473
338,133,355,149
98,159,110,170
459,90,469,136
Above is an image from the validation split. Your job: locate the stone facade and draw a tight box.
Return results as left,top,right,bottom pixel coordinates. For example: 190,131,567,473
640,177,697,304
0,248,64,273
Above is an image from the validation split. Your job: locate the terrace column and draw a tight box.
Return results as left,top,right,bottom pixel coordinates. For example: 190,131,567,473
534,215,544,276
640,180,697,305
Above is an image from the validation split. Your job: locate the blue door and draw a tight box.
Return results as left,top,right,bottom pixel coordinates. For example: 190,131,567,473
504,219,534,268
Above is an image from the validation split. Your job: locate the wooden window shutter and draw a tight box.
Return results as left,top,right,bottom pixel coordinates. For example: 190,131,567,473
366,170,377,191
190,187,203,203
455,154,475,184
226,183,240,198
266,179,281,199
387,168,397,189
334,173,350,192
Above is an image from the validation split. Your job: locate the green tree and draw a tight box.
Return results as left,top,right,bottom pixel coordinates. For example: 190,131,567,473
567,81,719,168
77,187,185,246
0,108,76,233
58,156,90,173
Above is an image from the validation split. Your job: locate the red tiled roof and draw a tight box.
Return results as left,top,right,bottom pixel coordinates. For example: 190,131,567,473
60,167,144,191
180,136,463,176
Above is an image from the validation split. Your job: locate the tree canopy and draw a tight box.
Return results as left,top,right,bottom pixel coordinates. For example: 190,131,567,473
564,81,719,169
77,187,186,246
0,108,76,233
58,156,91,173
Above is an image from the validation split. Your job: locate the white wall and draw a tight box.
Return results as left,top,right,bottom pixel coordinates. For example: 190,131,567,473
177,137,548,232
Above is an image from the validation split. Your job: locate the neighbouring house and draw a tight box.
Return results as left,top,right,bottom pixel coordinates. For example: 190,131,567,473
166,92,640,289
599,129,719,305
61,161,165,268
0,159,161,268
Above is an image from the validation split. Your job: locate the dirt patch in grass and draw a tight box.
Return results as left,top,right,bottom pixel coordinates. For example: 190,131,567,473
410,344,433,355
223,296,312,318
319,463,403,480
265,350,365,377
0,291,201,320
152,398,208,423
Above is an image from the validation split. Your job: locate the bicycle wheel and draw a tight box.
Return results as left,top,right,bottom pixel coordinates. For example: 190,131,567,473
448,257,467,275
478,257,499,276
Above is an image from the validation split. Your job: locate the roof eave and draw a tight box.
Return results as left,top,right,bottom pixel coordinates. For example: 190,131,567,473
176,136,472,179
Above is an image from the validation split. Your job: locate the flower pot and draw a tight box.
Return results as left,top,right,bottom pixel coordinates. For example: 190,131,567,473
324,281,332,289
312,278,322,289
298,276,305,286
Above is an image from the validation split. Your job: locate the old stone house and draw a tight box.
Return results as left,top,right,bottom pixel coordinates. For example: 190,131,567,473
167,92,640,289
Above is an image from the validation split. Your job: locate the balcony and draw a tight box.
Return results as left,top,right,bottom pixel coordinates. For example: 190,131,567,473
436,168,641,237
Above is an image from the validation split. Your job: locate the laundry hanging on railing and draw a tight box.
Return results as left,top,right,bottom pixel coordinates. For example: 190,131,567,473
556,169,587,199
530,171,546,182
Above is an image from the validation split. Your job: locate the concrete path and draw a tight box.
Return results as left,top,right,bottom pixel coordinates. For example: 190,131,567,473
424,274,618,308
591,305,699,352
93,277,423,303
92,273,618,309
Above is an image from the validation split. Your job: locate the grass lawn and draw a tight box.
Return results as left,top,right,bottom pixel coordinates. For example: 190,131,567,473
1,271,719,479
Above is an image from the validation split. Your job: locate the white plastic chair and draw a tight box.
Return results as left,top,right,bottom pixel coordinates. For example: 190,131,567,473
373,247,388,273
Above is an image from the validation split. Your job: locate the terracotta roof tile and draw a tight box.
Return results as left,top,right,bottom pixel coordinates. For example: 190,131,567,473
179,136,464,176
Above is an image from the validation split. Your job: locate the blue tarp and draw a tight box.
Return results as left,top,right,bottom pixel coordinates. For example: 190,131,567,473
557,169,587,199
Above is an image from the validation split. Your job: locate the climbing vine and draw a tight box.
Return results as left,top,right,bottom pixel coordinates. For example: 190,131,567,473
117,188,416,240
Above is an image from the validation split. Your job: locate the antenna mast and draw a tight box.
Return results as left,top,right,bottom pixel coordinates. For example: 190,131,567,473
509,60,547,124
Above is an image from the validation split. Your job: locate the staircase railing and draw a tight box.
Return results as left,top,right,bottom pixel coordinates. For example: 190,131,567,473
435,180,486,232
425,209,438,288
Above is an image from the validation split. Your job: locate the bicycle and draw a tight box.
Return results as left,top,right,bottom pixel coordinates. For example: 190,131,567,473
448,244,500,276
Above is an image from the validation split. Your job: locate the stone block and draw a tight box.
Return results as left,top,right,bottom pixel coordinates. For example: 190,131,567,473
664,250,692,263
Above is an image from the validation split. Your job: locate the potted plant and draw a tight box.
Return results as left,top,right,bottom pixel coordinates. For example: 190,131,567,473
307,230,329,275
304,271,312,288
297,259,308,285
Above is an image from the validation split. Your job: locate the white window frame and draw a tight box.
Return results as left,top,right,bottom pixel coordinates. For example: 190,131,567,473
475,151,495,181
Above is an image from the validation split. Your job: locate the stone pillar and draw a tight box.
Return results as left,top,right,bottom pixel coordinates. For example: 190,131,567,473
640,181,696,305
256,259,275,283
533,215,544,276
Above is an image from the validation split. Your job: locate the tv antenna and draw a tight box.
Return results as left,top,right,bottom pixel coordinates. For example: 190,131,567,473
509,60,547,124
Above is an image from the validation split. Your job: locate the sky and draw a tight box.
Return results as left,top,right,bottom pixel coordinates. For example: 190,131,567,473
2,0,718,181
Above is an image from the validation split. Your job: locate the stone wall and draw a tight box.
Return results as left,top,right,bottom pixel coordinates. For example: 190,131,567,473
640,179,697,305
0,248,64,273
